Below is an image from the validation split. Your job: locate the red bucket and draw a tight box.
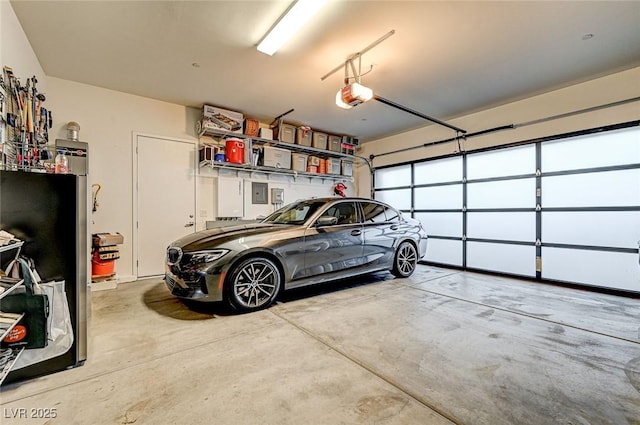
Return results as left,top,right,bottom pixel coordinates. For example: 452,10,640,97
225,139,244,164
92,251,115,277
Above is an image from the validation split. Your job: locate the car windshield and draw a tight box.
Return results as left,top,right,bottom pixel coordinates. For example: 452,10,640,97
261,200,326,225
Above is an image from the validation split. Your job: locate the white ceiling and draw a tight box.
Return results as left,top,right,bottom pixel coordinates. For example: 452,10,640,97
10,0,640,142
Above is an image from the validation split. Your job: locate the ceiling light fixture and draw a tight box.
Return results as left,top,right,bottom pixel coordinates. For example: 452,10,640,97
257,0,328,56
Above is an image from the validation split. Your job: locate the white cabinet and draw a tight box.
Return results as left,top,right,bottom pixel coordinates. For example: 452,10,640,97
217,176,244,218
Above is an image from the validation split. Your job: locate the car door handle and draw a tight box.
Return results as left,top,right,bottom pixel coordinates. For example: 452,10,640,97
390,225,399,230
351,230,362,236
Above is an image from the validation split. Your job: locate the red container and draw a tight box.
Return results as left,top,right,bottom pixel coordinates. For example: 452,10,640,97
225,139,245,164
92,251,115,277
318,159,327,174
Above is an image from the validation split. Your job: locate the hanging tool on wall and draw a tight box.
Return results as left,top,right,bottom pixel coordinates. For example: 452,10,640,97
1,67,51,170
91,184,102,213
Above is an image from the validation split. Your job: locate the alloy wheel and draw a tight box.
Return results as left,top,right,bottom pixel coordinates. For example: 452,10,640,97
231,258,281,310
393,242,417,277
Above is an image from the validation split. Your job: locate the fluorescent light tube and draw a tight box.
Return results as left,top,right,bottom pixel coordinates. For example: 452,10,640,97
257,0,328,56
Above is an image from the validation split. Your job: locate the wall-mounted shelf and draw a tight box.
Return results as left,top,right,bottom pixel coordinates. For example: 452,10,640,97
198,127,355,182
199,159,353,183
198,127,358,161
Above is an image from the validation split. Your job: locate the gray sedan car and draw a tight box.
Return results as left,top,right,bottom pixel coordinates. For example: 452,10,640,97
165,197,427,311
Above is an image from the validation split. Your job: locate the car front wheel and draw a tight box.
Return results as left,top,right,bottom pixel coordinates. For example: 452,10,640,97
227,256,282,312
391,241,417,278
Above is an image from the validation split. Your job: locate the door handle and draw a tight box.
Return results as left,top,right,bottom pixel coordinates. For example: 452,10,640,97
185,222,195,227
351,230,362,236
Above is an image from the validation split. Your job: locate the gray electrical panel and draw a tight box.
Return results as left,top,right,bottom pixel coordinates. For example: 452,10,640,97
252,182,268,204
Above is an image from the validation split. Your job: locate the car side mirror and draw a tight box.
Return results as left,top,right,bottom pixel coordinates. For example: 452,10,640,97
316,216,338,227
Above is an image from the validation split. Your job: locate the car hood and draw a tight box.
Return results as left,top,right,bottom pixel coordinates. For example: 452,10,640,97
170,222,295,251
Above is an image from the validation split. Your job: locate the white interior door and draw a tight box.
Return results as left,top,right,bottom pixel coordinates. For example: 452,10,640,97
136,135,195,277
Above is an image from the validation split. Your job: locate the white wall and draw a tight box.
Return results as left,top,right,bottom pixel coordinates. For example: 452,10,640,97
1,1,46,90
357,67,640,198
44,77,201,281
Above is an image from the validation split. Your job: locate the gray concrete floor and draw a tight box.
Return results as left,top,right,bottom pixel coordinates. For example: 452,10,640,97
1,265,639,425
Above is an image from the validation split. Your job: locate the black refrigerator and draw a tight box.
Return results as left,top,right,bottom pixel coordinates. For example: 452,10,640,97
0,170,89,384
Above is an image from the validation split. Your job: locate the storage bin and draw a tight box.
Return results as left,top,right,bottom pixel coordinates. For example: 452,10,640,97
328,135,342,152
291,153,308,172
308,156,320,166
262,146,292,169
312,132,328,150
341,160,353,176
326,158,341,175
276,124,296,143
297,128,312,146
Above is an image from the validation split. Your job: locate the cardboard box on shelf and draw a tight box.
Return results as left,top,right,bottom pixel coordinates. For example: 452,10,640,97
259,128,273,140
202,105,244,134
308,156,320,167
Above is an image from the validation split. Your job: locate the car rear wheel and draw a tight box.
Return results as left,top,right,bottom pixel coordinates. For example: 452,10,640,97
391,241,417,278
228,257,282,312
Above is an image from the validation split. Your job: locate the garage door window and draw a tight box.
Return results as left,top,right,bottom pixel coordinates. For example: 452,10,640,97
374,122,640,293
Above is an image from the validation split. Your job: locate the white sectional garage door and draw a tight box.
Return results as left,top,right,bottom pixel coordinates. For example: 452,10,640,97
374,123,640,293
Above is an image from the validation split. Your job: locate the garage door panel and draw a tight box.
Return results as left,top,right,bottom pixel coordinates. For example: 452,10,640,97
414,156,462,184
425,239,462,266
467,144,535,179
542,248,640,292
542,169,640,207
415,212,462,238
467,212,535,242
375,166,411,189
415,185,462,209
467,178,536,209
542,126,640,172
467,242,536,277
375,189,411,210
542,211,640,249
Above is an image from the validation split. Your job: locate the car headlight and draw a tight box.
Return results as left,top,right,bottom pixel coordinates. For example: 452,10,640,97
189,249,229,264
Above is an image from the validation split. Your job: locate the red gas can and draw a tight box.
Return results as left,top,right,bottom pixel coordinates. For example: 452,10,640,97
225,139,245,164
